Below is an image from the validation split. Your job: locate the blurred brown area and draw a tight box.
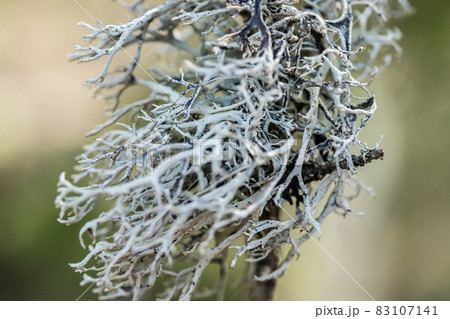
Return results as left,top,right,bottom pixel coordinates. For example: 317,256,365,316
0,0,448,300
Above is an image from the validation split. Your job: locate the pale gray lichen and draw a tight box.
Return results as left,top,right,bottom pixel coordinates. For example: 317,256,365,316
56,0,412,300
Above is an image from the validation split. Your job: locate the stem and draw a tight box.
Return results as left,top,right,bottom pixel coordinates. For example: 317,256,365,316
250,201,280,301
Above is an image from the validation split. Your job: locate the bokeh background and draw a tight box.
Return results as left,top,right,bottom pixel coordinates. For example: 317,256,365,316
0,0,448,300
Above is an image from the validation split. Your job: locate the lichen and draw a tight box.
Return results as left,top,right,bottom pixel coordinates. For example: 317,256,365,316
56,0,412,300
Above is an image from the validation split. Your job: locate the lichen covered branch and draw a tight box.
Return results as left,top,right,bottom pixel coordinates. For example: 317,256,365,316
57,0,410,300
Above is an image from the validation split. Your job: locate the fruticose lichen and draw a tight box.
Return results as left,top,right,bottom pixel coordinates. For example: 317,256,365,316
56,0,412,300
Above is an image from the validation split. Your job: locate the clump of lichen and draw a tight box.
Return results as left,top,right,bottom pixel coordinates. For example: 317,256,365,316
56,0,412,300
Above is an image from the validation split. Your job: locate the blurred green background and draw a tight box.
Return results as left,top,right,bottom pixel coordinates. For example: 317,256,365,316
0,0,448,300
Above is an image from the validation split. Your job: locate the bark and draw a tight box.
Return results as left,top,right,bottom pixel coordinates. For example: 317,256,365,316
250,201,280,301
